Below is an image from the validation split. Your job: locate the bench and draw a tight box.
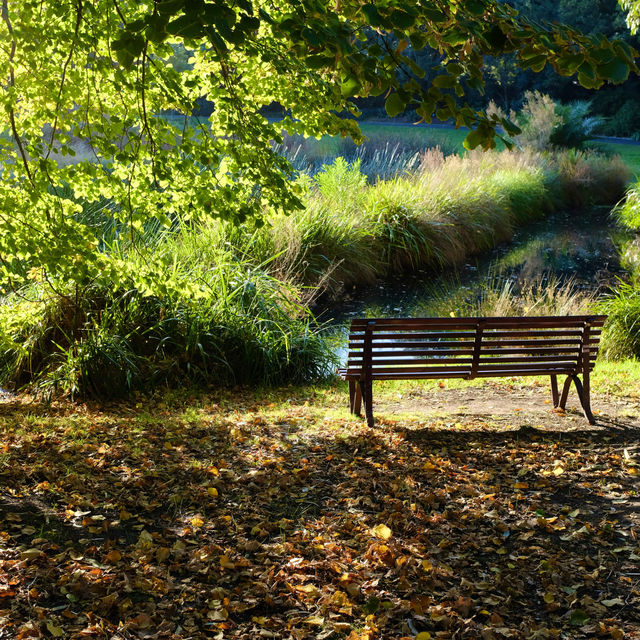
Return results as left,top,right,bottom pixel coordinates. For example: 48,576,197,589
339,315,606,427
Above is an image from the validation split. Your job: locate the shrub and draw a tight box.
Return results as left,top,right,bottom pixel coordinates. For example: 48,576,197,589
615,179,640,231
603,100,640,138
550,101,604,149
0,249,334,399
597,280,640,360
509,92,604,151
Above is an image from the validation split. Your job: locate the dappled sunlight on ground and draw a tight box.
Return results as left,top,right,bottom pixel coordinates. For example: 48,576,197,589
0,381,638,638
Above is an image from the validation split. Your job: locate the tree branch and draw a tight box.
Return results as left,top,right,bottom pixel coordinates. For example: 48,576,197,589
46,0,84,161
2,0,33,185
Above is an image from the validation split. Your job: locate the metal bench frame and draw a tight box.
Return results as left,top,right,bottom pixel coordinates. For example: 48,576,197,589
339,315,606,427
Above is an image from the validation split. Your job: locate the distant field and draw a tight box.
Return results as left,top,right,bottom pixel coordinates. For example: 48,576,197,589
593,140,640,176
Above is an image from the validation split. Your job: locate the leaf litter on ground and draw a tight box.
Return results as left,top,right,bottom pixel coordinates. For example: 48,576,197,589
0,380,638,639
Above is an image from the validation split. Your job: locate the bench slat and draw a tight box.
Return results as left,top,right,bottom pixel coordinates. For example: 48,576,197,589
348,355,593,368
349,315,606,328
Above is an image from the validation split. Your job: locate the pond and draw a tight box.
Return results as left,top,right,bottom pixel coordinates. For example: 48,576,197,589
319,206,630,333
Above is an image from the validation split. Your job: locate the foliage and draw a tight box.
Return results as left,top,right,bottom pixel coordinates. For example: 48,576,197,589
620,0,640,33
0,0,638,297
0,250,333,399
0,382,639,637
597,279,640,359
0,144,628,397
422,276,597,319
550,102,605,149
512,91,562,152
602,99,640,138
614,179,640,231
499,92,605,151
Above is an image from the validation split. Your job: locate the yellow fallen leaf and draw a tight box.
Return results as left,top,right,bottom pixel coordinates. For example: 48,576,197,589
544,591,555,603
220,555,235,569
417,633,432,640
514,482,529,489
191,516,204,528
207,487,219,498
46,621,64,637
553,466,564,475
295,583,320,597
304,615,324,626
371,524,392,540
422,559,433,571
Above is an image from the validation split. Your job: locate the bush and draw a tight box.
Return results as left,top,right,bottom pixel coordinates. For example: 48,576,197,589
597,280,640,360
615,179,640,231
550,101,604,149
0,249,334,399
0,140,630,399
507,92,604,151
603,100,640,138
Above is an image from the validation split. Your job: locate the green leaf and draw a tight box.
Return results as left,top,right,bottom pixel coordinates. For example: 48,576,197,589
422,7,446,22
389,10,415,29
156,0,184,15
341,77,361,97
384,92,406,117
167,15,204,38
362,4,381,25
598,58,630,84
409,32,428,50
569,609,590,626
578,61,596,80
523,55,547,72
484,25,507,51
555,53,584,76
463,127,484,150
362,595,381,614
466,0,486,15
432,74,456,89
442,28,468,46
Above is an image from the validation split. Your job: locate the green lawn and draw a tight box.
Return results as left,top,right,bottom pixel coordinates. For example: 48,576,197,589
594,140,640,176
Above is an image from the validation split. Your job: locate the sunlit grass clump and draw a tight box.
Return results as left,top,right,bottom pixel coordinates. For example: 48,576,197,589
0,245,334,399
257,147,629,296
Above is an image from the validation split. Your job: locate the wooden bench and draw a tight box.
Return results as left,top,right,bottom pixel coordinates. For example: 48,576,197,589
339,315,606,427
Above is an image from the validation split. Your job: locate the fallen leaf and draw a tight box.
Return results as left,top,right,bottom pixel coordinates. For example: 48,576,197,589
46,621,64,637
371,524,392,540
105,550,121,564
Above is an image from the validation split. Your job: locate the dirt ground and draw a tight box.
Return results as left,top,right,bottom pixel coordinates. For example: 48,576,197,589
373,379,640,432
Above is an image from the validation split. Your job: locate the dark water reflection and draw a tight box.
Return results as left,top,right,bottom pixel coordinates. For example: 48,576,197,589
318,206,630,328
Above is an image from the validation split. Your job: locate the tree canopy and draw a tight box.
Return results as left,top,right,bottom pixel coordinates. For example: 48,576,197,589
0,0,638,293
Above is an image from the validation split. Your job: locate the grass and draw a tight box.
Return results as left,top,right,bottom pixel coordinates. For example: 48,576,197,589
261,147,629,296
593,141,640,176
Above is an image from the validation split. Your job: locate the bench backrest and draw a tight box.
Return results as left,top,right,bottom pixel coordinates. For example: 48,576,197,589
345,315,606,380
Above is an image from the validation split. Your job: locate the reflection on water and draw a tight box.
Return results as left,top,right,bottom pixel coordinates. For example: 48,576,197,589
319,207,630,328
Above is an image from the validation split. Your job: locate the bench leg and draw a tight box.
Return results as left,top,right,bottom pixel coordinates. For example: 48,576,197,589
349,380,362,416
559,375,572,410
558,374,596,424
363,378,374,428
572,375,596,425
550,374,559,407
